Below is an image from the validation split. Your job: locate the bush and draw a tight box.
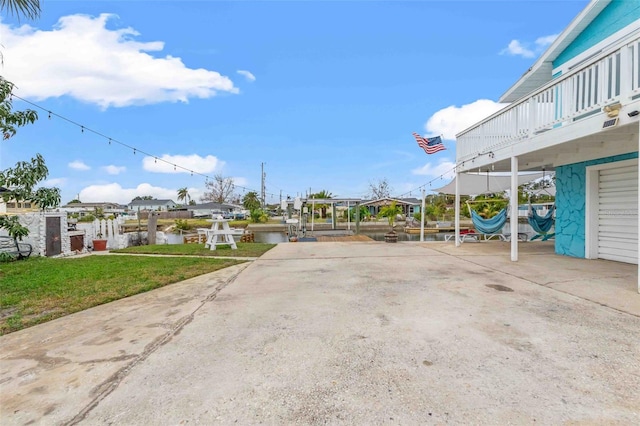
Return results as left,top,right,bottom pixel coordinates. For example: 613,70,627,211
250,209,268,223
174,219,191,231
78,214,95,222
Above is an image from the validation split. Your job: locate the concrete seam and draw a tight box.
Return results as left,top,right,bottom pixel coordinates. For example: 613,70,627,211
435,250,640,319
64,263,248,425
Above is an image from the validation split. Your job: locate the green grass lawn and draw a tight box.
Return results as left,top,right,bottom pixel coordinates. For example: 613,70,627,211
112,242,275,257
0,255,248,335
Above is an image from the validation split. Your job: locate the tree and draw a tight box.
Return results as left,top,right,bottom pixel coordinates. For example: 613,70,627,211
310,189,333,219
1,78,38,141
242,191,261,211
67,199,82,204
177,187,191,205
378,201,402,231
0,154,61,242
132,195,154,201
367,178,392,200
0,0,41,20
201,174,236,203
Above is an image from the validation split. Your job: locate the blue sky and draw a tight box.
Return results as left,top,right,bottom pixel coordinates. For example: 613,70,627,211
1,0,588,205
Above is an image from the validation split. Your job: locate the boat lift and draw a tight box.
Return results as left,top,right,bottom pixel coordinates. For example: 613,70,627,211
280,197,364,240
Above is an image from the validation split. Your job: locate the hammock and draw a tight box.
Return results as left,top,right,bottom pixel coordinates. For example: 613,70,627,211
528,204,555,240
469,208,508,235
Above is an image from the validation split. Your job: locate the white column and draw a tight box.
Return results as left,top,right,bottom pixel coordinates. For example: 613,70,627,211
420,189,425,242
455,167,461,247
511,156,519,261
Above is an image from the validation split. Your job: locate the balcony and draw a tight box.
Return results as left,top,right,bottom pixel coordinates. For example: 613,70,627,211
456,35,640,172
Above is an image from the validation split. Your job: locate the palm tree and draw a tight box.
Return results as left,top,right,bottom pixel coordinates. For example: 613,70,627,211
177,187,190,206
1,0,41,20
378,201,402,231
310,189,333,219
242,191,261,211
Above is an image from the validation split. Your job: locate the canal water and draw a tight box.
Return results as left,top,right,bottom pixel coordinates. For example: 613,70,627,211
166,231,449,244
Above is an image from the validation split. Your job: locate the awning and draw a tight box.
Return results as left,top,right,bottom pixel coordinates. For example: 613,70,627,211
431,172,547,196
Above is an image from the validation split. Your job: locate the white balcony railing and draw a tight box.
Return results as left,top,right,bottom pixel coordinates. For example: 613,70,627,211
457,35,640,163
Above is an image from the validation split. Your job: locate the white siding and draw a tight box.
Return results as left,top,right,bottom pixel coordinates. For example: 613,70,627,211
597,163,638,264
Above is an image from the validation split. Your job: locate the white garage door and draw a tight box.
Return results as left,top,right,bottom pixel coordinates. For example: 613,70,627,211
597,162,638,264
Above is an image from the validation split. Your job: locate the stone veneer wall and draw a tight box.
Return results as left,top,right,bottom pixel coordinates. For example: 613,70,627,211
555,152,638,258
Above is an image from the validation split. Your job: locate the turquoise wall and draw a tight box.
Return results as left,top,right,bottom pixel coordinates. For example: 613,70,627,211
554,0,640,69
555,152,638,257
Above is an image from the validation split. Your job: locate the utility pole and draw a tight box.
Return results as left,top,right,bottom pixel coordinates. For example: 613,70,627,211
261,162,266,208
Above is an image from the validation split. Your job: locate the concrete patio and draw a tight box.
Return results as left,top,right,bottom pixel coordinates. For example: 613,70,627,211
1,241,638,424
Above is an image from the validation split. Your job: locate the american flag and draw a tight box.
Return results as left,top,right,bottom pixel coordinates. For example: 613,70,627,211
413,132,446,155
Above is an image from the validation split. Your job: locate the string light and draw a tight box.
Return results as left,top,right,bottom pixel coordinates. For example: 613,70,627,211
9,92,281,197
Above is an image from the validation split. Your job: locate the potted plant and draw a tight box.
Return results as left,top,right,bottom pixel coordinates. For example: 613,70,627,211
378,201,402,243
92,232,107,251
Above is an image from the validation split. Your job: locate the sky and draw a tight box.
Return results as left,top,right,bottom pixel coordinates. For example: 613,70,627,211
0,0,588,205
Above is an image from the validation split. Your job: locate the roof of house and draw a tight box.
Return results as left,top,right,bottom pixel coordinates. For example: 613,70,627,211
129,199,176,206
61,202,123,208
361,197,421,206
187,202,236,211
500,0,608,102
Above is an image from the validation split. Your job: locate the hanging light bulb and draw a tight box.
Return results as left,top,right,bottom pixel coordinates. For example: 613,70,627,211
133,148,136,155
108,138,111,145
48,111,51,120
154,157,157,163
81,126,84,133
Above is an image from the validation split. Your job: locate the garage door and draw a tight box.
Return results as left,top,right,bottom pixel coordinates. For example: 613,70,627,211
597,162,638,264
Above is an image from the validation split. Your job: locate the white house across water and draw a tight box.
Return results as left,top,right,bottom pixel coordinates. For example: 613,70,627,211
453,0,640,289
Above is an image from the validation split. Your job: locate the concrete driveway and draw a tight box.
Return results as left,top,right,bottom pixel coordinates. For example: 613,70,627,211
1,241,638,425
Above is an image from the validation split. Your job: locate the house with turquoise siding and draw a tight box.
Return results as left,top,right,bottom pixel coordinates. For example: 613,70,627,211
453,0,639,285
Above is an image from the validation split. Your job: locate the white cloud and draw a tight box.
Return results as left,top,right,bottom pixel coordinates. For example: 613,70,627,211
142,154,223,174
237,70,256,82
79,182,182,204
232,176,248,187
412,160,457,180
425,99,508,140
43,177,67,187
501,40,535,58
102,165,126,175
1,14,239,108
501,34,558,59
69,160,90,171
535,34,559,48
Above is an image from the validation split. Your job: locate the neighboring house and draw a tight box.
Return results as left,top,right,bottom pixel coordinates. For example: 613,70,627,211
361,197,421,217
128,199,177,212
0,187,40,214
455,0,639,272
58,202,126,217
186,202,238,218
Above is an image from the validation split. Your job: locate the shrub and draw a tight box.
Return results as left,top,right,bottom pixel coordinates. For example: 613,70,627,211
175,219,191,231
250,209,268,223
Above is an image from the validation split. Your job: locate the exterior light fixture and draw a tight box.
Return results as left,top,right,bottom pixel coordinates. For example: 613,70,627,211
603,102,622,118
